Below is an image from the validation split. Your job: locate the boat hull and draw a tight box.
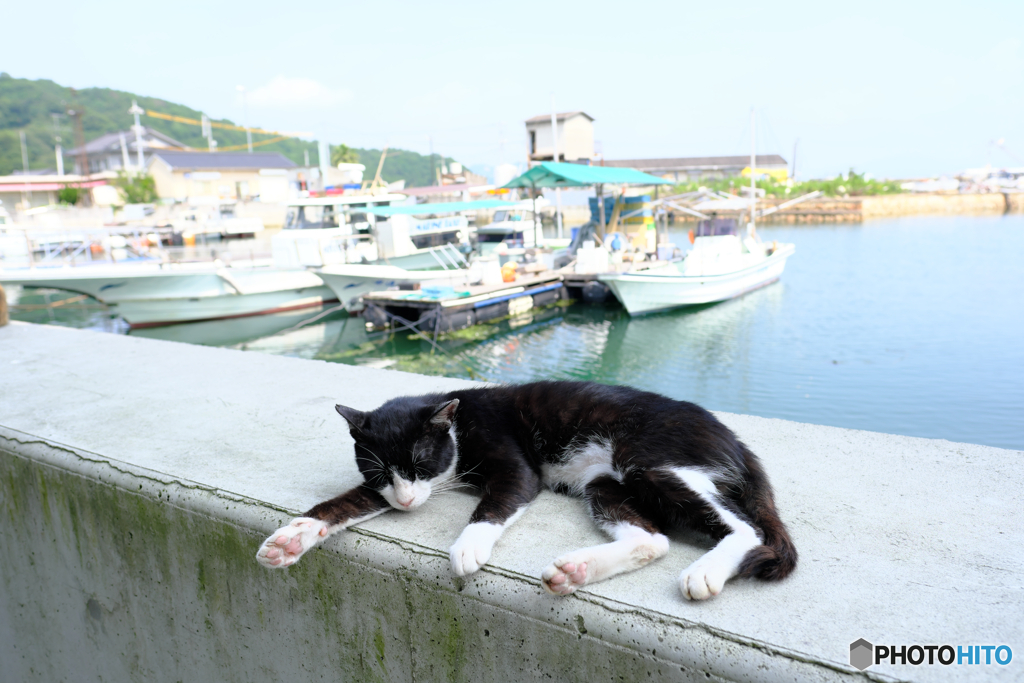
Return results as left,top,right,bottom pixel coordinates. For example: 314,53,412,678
113,285,338,328
600,244,795,315
0,263,230,301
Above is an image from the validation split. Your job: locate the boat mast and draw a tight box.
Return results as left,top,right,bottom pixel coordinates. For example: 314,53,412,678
749,107,756,237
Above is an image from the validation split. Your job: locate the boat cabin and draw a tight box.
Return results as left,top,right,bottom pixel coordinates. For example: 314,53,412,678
283,194,407,233
476,200,547,251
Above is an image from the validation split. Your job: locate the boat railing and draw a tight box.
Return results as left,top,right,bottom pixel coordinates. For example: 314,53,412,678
0,226,158,268
427,243,469,271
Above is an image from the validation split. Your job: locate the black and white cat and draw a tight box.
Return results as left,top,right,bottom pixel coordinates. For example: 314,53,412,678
256,381,796,600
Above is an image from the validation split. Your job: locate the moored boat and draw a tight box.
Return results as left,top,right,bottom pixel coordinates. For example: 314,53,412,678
599,221,794,315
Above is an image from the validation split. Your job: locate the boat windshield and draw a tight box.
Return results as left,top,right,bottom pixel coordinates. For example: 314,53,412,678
411,231,460,249
695,218,737,237
477,231,523,244
492,210,526,222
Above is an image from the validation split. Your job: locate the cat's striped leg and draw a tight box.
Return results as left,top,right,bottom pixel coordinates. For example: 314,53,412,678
542,476,669,595
256,485,389,568
449,465,541,576
665,467,763,600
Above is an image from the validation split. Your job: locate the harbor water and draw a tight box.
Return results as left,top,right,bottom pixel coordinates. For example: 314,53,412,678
7,214,1023,450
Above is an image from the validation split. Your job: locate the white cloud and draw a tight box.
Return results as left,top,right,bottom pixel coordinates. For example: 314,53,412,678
246,76,352,108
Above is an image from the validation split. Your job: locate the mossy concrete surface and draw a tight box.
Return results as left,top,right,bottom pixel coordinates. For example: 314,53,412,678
1,321,1022,682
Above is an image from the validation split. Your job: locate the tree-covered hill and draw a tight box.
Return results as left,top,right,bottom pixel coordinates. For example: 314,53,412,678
0,73,454,187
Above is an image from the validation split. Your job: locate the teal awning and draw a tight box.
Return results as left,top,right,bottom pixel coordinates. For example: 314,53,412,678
500,162,671,189
359,200,517,217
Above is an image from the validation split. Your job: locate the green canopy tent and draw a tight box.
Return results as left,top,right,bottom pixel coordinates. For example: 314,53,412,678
500,162,671,243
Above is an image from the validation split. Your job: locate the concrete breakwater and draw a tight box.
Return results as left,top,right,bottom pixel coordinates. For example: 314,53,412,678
1,321,1022,682
721,192,1023,223
507,193,1024,229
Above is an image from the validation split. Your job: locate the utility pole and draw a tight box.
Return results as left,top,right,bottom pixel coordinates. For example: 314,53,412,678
67,94,90,205
119,132,130,171
201,114,216,152
52,114,64,176
550,94,562,239
19,131,32,204
428,136,438,186
237,85,252,153
129,100,146,173
318,140,330,194
791,139,799,181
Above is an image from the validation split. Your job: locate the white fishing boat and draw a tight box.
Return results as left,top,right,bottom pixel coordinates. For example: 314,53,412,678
316,263,470,311
270,194,407,269
475,199,569,254
0,260,232,300
0,251,335,329
599,221,795,315
107,269,336,328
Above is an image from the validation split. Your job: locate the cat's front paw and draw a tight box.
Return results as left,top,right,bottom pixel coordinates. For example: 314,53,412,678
541,558,589,595
256,517,328,568
679,558,728,600
449,523,499,576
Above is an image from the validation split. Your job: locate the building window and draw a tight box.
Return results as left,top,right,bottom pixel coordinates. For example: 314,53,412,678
530,131,536,155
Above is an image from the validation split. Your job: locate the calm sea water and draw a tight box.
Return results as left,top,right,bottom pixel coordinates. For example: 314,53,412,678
8,214,1023,450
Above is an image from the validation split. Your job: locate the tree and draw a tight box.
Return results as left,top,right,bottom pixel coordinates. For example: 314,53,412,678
111,171,158,204
57,186,80,205
330,144,360,166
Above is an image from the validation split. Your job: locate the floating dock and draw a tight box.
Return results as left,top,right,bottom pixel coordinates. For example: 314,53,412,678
361,273,567,335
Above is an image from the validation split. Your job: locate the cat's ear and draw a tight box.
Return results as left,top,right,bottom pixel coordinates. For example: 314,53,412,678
335,404,368,432
428,399,459,429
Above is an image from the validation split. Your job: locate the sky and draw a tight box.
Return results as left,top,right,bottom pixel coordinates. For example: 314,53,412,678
3,0,1022,179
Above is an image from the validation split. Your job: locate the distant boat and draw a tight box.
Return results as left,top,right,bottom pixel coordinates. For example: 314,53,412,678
599,219,795,315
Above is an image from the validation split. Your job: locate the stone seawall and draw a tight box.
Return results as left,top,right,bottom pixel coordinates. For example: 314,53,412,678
1,322,1021,682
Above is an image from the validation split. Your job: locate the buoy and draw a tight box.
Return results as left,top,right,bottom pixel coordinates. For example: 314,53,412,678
688,229,695,244
501,262,517,283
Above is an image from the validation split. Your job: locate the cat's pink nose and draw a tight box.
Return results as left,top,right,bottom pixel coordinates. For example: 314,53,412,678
398,498,413,508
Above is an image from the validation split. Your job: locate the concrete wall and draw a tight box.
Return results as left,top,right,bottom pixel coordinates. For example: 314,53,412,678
1,322,1021,682
861,192,1017,218
744,192,1024,223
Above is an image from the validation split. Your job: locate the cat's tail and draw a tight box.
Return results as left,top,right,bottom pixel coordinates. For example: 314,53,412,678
735,448,798,581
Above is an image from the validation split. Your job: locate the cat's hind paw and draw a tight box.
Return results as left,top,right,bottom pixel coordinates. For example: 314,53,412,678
256,517,328,568
679,559,728,600
541,559,589,596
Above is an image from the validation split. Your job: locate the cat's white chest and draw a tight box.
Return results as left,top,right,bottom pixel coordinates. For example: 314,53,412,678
541,438,618,496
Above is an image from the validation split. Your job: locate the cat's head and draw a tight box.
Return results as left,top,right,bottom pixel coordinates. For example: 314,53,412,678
334,397,459,511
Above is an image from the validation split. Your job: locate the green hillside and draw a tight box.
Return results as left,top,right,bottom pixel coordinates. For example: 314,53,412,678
0,73,454,187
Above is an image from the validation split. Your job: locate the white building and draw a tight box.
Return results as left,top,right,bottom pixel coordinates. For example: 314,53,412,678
524,112,594,163
68,127,187,175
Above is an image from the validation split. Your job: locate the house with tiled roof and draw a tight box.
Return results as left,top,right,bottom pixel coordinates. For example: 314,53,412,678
146,150,296,203
69,127,186,175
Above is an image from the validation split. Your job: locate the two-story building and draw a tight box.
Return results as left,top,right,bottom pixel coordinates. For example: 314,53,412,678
68,127,187,175
524,112,595,163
